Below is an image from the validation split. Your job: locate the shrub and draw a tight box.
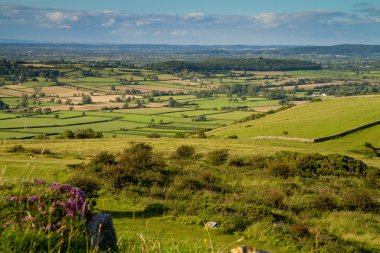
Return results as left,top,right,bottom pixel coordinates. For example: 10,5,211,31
197,131,206,138
90,151,116,166
174,132,186,138
227,135,238,139
229,157,249,167
143,203,167,216
339,189,378,211
66,176,101,207
268,160,294,178
173,171,224,192
207,149,229,165
287,223,310,239
173,145,196,159
7,145,26,153
311,191,337,211
119,143,154,170
147,133,161,138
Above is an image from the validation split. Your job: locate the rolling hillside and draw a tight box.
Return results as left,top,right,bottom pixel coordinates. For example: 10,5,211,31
211,96,380,140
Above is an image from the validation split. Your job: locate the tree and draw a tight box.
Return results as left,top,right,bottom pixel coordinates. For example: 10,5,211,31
43,108,52,114
18,94,29,108
0,99,9,110
82,95,92,104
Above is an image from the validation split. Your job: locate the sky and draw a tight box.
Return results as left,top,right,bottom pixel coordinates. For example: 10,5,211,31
0,0,379,45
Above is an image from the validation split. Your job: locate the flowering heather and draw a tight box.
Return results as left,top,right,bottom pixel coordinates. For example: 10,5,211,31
0,179,91,239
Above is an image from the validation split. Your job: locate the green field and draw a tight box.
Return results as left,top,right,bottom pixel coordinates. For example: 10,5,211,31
211,96,380,139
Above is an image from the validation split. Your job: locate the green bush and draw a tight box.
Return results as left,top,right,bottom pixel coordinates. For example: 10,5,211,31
268,160,294,178
7,145,26,153
173,145,196,159
339,189,378,211
174,132,187,138
207,149,229,165
146,133,161,138
66,176,101,207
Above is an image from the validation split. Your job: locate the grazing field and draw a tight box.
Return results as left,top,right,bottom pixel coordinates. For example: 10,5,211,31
211,96,380,139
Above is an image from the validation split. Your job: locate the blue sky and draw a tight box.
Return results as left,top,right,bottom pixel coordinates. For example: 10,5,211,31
0,0,379,45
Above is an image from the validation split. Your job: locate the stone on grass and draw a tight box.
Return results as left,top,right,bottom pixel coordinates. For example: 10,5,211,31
87,212,118,252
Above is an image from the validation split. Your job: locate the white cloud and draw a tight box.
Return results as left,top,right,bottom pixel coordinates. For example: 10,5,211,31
0,4,379,44
253,12,278,28
171,30,187,36
183,12,204,20
102,18,115,27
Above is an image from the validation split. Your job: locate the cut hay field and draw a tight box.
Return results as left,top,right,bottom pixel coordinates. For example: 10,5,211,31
211,96,380,139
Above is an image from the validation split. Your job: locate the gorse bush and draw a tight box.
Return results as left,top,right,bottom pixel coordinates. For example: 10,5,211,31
0,179,90,252
173,145,196,159
207,149,229,165
7,144,26,153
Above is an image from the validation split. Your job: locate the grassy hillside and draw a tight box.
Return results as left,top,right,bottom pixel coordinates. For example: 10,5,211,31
211,96,380,139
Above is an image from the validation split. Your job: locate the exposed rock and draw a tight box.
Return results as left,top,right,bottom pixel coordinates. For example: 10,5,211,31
230,245,269,253
87,212,118,252
206,221,219,229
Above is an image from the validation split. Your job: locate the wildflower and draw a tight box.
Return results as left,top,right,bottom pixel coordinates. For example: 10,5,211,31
50,182,62,191
2,221,12,228
33,178,45,184
9,196,17,201
28,195,39,203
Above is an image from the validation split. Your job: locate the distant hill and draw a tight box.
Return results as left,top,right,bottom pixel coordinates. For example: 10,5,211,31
278,44,380,56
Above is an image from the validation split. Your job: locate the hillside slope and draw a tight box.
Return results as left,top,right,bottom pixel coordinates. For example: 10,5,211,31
211,96,380,139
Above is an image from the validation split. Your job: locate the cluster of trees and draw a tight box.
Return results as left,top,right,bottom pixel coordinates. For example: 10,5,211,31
306,82,380,96
0,59,62,84
81,69,100,77
149,58,321,73
60,128,103,139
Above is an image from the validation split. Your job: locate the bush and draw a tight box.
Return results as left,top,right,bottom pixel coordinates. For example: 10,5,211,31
173,145,196,159
66,176,101,207
339,190,378,211
143,203,167,216
174,132,186,138
311,191,337,211
268,160,294,178
7,145,26,153
90,151,116,167
227,135,238,139
229,157,249,167
287,223,310,239
198,131,206,138
119,143,155,170
173,171,224,192
207,149,229,165
147,133,161,138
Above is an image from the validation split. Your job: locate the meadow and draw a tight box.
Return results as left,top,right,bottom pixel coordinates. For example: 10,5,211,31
1,61,380,252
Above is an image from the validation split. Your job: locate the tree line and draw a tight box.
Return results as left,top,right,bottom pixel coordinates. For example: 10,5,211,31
148,58,321,73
